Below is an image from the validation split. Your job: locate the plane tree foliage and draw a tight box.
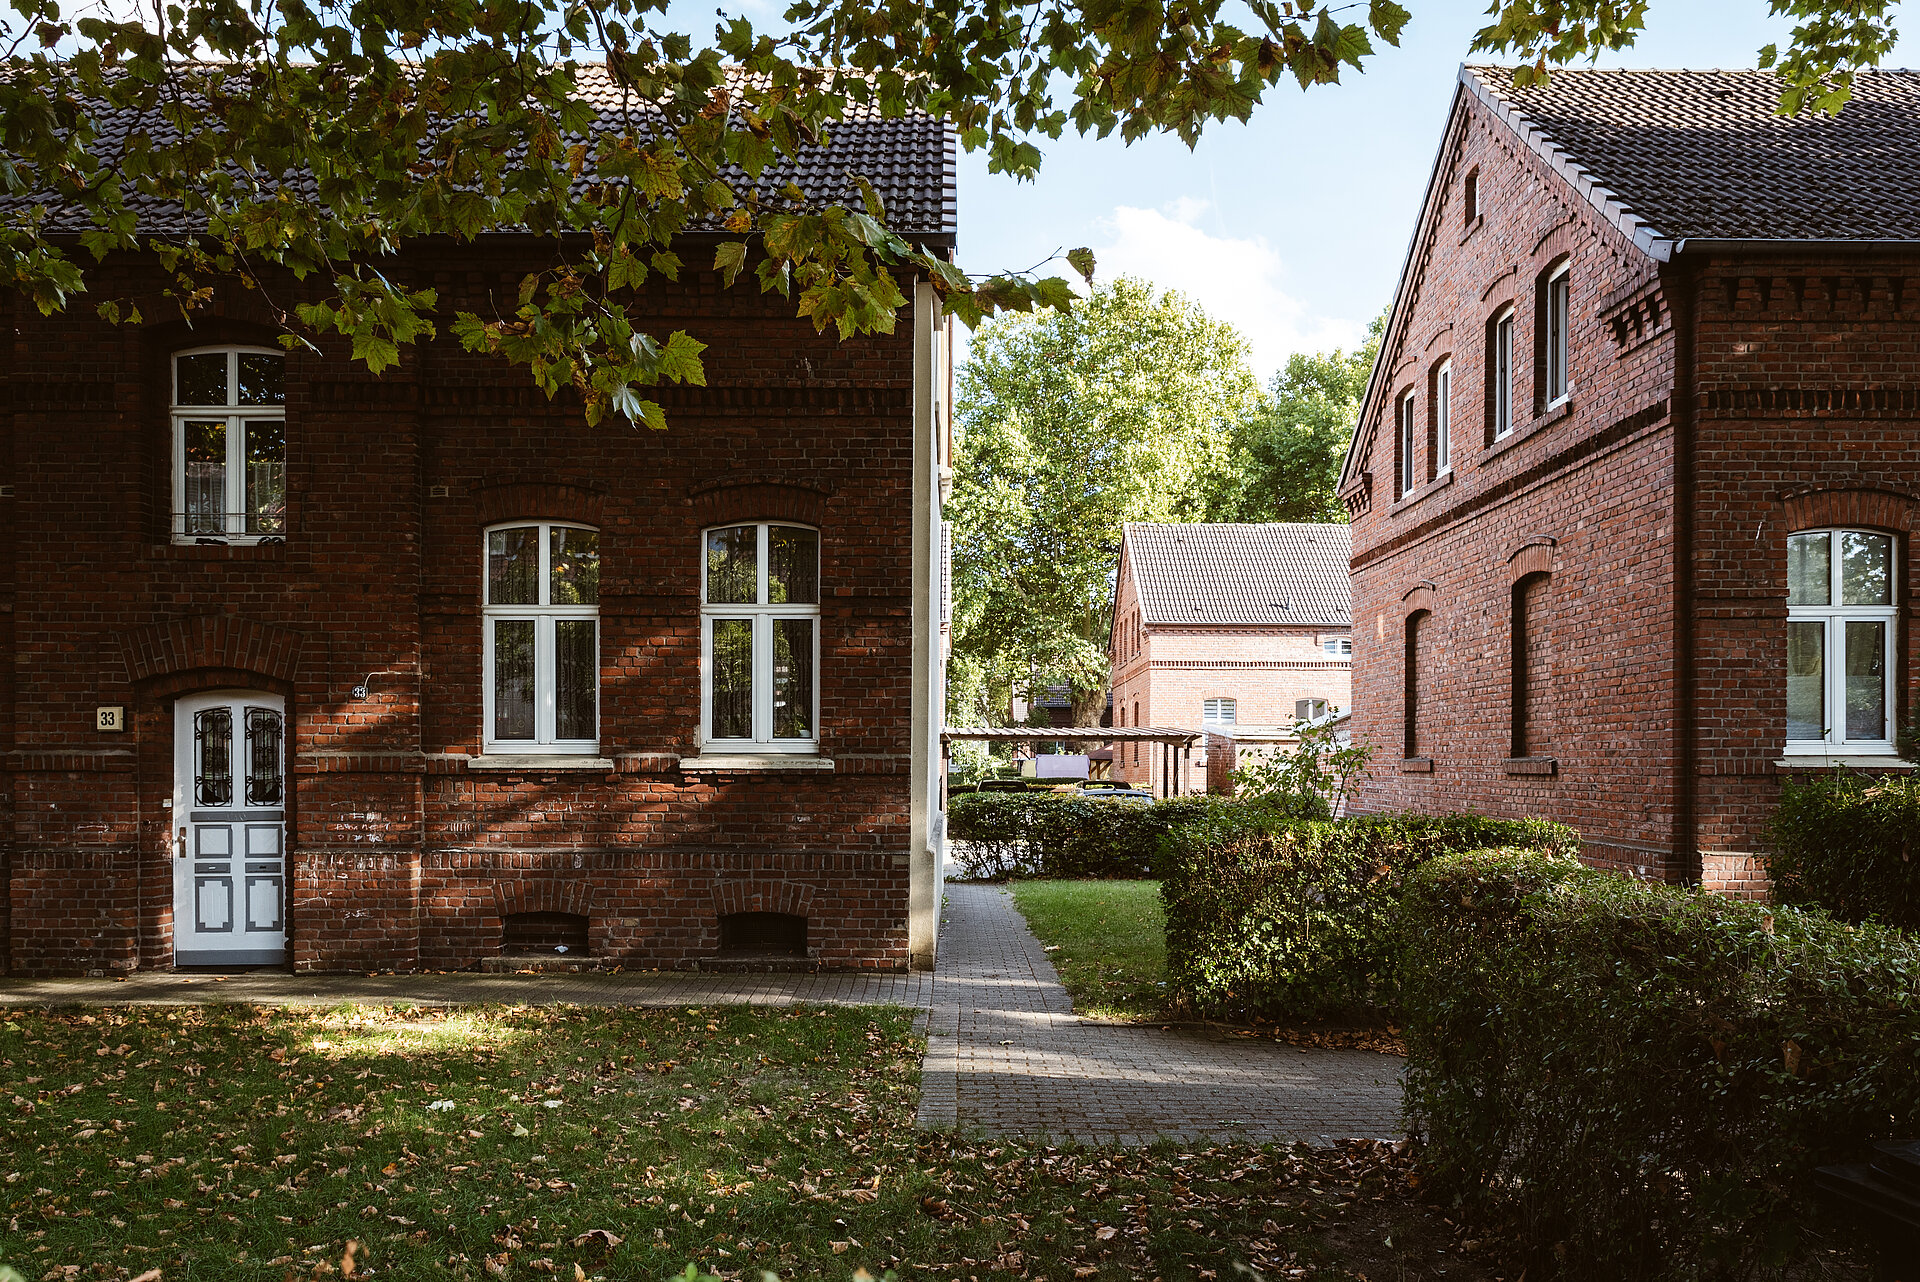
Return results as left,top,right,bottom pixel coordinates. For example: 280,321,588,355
947,277,1262,726
0,0,1900,423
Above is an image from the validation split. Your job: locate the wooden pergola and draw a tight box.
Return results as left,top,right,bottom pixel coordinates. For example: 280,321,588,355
939,726,1205,804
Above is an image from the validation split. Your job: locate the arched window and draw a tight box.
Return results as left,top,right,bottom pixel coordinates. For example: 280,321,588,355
1510,572,1552,758
702,523,820,750
1786,528,1897,752
172,346,285,540
483,522,600,754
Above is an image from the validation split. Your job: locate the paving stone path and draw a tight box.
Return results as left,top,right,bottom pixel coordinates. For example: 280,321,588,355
0,880,1403,1145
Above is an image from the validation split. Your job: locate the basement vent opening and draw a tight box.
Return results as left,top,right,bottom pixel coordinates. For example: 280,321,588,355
502,911,589,956
718,911,808,956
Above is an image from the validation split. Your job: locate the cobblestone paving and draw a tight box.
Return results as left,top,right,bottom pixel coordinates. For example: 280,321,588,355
919,883,1405,1146
0,882,1404,1146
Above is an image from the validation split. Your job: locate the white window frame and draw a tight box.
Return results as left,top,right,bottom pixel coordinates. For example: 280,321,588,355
1322,636,1352,657
1295,698,1331,723
1784,527,1898,756
481,521,601,756
1492,307,1515,439
1202,697,1237,726
1397,390,1416,497
171,345,286,543
1545,263,1572,408
1433,359,1452,475
700,523,822,753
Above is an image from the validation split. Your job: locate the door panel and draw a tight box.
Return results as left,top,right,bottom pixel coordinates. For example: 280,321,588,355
175,692,288,967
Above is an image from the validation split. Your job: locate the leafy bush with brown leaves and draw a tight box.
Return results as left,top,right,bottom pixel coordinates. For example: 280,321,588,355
1769,767,1920,930
1401,849,1920,1280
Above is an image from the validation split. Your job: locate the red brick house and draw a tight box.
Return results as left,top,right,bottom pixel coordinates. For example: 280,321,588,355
0,74,954,976
1109,523,1352,794
1341,66,1920,890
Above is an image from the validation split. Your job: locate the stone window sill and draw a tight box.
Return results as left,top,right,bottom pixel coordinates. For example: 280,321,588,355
1480,398,1574,465
151,539,288,561
1388,469,1454,516
468,755,615,771
1504,756,1558,776
1776,755,1914,770
680,754,835,771
1400,756,1434,774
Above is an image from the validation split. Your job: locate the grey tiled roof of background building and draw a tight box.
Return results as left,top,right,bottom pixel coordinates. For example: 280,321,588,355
1465,66,1920,243
1125,523,1352,628
14,65,956,240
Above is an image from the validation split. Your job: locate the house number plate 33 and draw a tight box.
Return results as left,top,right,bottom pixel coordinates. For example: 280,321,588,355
96,705,126,732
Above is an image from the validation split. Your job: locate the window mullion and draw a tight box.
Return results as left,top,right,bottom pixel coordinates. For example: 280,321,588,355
754,611,770,745
228,413,244,535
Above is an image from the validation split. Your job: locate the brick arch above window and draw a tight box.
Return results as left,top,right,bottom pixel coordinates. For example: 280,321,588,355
711,877,817,921
1782,485,1919,535
690,477,832,529
493,878,597,921
121,613,309,690
1506,537,1557,581
1401,582,1436,617
473,481,608,529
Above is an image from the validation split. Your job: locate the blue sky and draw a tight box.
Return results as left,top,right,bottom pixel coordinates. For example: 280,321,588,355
951,3,1907,380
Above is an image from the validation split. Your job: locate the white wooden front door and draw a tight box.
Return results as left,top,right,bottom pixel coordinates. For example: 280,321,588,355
173,691,288,966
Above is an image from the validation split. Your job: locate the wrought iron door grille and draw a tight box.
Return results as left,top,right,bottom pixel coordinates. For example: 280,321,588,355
194,708,233,806
245,707,283,805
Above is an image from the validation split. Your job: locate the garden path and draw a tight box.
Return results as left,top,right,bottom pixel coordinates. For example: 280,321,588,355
0,881,1405,1145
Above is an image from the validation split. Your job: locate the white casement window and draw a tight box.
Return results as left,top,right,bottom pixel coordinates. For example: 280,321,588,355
1322,636,1352,657
482,522,600,754
1397,390,1416,496
1492,307,1515,439
172,347,285,541
702,523,821,751
1202,698,1237,726
1786,529,1897,753
1433,360,1452,475
1295,698,1331,722
1545,263,1572,406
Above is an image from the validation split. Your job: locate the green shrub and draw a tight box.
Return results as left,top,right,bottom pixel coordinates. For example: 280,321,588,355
1160,812,1579,1021
1401,850,1920,1280
947,791,1321,879
1769,768,1920,930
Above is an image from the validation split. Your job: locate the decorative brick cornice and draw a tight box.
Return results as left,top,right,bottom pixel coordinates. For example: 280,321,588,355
121,614,308,688
1700,386,1920,418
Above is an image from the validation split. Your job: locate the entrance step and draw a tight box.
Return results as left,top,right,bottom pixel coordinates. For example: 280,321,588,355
695,954,819,974
479,955,621,974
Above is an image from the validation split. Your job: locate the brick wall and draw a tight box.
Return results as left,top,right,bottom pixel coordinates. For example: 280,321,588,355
1344,87,1920,886
1,249,937,975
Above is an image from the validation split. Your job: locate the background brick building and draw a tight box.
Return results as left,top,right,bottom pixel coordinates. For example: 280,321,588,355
1341,66,1920,888
0,77,954,976
1109,523,1352,794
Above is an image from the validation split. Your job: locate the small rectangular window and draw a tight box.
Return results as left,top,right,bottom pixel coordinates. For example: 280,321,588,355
1397,391,1416,497
1202,698,1236,725
1322,636,1352,657
1433,360,1452,475
1492,310,1515,439
1463,170,1479,225
1546,265,1571,406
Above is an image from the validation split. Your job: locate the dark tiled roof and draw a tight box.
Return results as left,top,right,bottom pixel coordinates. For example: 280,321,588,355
16,64,956,240
1125,523,1352,627
1465,66,1920,243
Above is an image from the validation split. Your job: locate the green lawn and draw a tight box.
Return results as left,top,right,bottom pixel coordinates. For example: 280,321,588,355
0,1003,1487,1282
1010,879,1168,1021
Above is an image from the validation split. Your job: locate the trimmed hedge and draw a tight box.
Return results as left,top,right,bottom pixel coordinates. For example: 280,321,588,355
1401,849,1920,1279
1769,768,1920,930
1159,811,1579,1021
946,791,1323,880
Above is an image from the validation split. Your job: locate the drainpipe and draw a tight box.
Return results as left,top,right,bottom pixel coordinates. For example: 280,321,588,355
1667,256,1701,885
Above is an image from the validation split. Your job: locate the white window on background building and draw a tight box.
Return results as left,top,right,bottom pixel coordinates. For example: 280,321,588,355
173,347,285,541
1202,698,1236,725
702,523,820,751
1322,636,1352,657
1491,306,1515,439
1786,528,1896,753
1296,698,1330,723
483,522,600,754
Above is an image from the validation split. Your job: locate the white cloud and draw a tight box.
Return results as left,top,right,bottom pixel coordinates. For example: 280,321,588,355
1087,201,1363,382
